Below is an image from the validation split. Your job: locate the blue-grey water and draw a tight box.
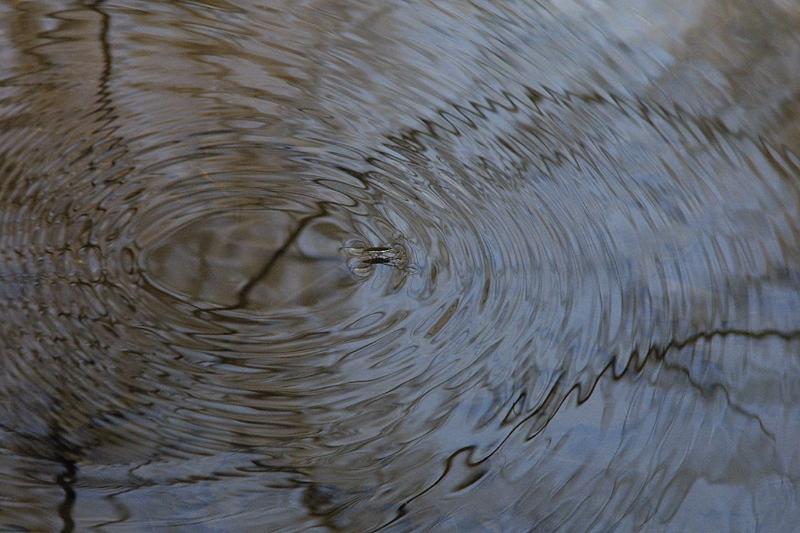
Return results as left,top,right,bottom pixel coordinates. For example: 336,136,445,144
1,1,800,531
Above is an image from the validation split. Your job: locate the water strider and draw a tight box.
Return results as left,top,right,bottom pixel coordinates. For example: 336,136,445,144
1,0,800,531
352,247,402,266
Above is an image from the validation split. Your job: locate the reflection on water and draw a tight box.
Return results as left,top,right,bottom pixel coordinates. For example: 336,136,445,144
1,0,799,530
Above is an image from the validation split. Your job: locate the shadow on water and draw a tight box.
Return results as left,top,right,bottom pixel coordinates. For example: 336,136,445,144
1,0,800,530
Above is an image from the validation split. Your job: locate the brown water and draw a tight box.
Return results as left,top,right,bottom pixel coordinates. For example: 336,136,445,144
1,1,800,531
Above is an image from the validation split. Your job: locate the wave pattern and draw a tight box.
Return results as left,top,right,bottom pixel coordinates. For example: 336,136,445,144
1,0,800,530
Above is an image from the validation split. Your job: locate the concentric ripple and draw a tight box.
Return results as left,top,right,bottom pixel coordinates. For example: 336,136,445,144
2,0,800,530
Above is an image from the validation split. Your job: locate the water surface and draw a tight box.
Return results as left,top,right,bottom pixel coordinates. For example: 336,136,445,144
1,0,800,530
